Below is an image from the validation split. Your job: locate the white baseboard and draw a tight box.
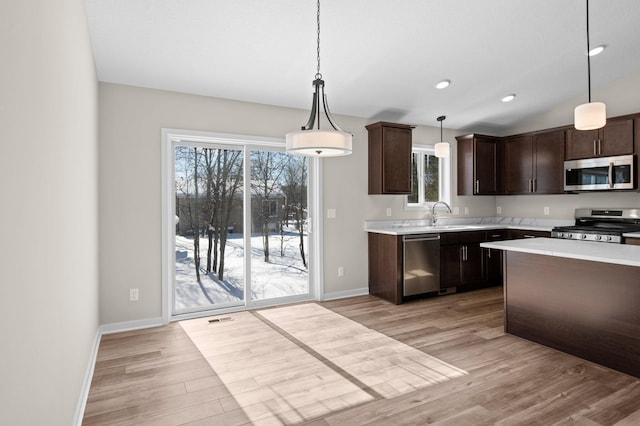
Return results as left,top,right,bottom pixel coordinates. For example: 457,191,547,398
321,287,369,301
99,317,165,335
73,329,102,426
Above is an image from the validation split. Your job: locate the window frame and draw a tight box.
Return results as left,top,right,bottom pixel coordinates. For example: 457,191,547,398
405,144,451,210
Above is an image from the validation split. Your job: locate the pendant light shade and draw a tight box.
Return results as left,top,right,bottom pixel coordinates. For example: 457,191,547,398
574,0,606,131
574,101,606,130
435,116,450,158
286,129,352,157
285,0,352,157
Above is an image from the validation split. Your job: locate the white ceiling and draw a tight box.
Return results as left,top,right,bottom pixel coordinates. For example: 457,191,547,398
86,0,640,134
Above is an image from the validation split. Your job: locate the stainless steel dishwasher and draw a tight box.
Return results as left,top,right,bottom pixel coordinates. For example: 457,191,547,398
403,234,440,296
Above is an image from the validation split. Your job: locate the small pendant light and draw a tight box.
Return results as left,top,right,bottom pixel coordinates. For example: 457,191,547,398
285,0,352,157
435,116,450,158
574,0,606,130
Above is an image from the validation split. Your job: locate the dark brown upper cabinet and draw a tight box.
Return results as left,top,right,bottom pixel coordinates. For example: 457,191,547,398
456,134,498,195
367,121,414,194
503,129,565,195
566,117,633,160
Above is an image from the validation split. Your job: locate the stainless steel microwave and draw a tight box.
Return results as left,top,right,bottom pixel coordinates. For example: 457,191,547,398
564,155,636,191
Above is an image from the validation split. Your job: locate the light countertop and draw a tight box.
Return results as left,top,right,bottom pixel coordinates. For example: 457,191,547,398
481,237,640,267
364,217,570,236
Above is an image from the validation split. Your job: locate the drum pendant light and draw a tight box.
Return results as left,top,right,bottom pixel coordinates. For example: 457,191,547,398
574,0,606,130
285,0,352,157
435,116,450,158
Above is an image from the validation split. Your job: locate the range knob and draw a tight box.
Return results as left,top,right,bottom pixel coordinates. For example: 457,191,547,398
594,235,602,241
605,235,613,242
580,234,588,240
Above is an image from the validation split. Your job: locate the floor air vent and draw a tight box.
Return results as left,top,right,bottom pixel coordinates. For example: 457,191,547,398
208,317,233,324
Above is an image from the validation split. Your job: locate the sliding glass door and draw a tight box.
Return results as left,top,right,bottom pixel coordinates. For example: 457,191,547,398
169,135,311,317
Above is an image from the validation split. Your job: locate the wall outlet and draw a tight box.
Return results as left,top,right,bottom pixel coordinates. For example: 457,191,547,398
544,206,550,215
464,207,469,215
337,266,344,277
386,207,392,217
129,288,139,302
453,207,460,215
497,206,502,214
327,208,336,219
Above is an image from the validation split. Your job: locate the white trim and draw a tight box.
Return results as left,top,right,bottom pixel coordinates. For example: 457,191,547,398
99,317,165,335
322,287,370,301
310,157,324,300
73,329,102,426
405,144,451,210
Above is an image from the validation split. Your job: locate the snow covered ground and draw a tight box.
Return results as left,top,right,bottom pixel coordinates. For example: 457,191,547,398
175,228,309,311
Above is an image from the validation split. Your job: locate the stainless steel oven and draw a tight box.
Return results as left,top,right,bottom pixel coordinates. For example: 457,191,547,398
564,155,635,191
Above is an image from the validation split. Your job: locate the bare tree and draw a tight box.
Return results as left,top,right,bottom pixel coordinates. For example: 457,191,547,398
281,156,308,267
251,151,286,262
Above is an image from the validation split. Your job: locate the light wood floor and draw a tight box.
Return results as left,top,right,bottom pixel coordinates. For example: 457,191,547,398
83,287,640,425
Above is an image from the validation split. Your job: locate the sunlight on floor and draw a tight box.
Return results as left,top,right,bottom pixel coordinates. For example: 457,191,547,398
180,303,467,425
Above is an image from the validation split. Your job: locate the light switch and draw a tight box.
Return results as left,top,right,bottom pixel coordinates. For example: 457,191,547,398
327,208,336,219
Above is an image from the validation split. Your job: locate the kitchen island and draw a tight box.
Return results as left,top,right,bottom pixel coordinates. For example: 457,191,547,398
481,237,640,378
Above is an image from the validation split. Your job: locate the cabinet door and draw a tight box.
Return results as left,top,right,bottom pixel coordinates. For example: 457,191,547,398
601,118,634,157
503,135,533,194
441,245,463,288
461,243,484,285
457,138,474,195
533,130,565,194
381,126,412,193
484,247,502,284
474,137,498,194
566,128,599,160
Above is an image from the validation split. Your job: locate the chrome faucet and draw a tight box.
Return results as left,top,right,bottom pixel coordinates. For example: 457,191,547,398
432,201,452,226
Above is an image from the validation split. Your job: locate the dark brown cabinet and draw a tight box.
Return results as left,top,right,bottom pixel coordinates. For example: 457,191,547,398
440,231,486,291
484,230,507,284
367,121,413,194
503,130,565,194
456,134,499,195
508,229,551,239
566,118,633,160
367,232,403,304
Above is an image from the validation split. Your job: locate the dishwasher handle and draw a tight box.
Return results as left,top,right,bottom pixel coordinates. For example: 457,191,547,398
403,235,441,242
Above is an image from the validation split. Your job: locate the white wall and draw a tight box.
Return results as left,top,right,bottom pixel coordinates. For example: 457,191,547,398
0,1,99,425
99,83,492,323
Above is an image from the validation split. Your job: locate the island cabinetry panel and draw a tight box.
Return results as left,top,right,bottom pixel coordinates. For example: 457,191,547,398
502,130,565,194
367,121,413,194
566,117,633,160
504,251,640,378
456,134,499,195
368,232,403,304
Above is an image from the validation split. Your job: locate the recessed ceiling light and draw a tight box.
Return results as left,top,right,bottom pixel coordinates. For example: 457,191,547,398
435,79,451,89
501,94,516,103
588,45,605,56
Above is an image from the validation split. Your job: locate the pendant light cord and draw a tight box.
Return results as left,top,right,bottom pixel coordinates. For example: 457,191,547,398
315,0,322,80
586,0,592,103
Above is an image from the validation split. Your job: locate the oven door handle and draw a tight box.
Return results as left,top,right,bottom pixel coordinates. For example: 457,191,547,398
609,162,614,188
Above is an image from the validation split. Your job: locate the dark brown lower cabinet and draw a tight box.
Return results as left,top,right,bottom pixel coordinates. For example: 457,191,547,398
367,232,402,304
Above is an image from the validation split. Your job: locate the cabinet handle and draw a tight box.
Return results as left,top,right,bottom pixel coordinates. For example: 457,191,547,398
593,140,597,156
528,179,532,193
533,179,537,193
487,248,492,259
463,246,468,261
475,180,480,193
598,139,602,156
